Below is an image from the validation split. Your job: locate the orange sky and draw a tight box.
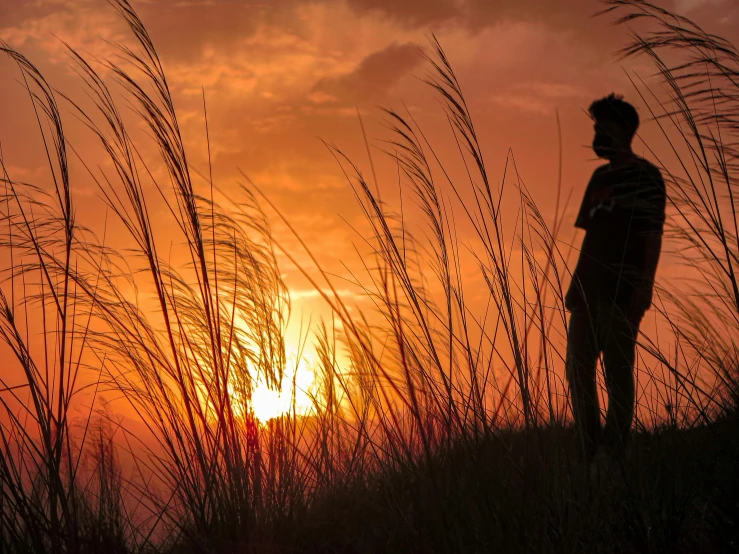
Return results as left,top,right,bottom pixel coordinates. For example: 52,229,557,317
1,0,738,420
2,0,736,289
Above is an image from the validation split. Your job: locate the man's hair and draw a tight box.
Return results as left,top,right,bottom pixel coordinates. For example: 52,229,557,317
589,93,639,139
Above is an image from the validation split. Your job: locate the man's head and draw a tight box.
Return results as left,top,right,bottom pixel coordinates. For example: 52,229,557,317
589,94,639,159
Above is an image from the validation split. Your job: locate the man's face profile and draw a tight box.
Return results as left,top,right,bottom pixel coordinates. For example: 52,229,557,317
592,120,628,159
593,121,616,158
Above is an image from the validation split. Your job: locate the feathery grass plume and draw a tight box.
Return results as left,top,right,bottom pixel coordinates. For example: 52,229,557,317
602,0,739,414
0,37,139,552
2,0,298,549
321,36,574,441
52,0,299,548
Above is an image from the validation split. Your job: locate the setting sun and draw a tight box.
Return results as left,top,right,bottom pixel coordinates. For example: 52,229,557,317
248,354,317,423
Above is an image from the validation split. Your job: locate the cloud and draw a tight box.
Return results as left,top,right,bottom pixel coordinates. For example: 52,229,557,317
289,287,367,301
0,2,126,64
674,0,723,13
488,80,589,114
671,0,739,33
338,0,612,37
343,0,458,25
307,90,339,104
312,42,423,104
136,0,266,62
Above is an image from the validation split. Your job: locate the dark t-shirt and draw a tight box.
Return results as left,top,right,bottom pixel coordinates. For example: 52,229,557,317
566,156,666,310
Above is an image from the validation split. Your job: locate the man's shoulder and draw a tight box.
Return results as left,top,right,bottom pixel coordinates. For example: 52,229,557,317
588,163,611,183
614,156,665,186
636,158,665,191
626,155,662,174
593,163,611,175
634,156,663,176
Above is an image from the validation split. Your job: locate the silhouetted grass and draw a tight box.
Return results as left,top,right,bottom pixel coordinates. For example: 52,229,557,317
602,0,739,418
0,0,736,552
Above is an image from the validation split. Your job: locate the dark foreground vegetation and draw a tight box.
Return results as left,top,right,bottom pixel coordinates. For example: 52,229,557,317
0,0,738,552
291,414,739,554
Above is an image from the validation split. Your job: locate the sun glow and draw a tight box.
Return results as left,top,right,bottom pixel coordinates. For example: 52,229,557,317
248,355,317,423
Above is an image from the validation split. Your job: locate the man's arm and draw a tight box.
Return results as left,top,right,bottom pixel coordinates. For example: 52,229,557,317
643,168,666,287
628,232,662,317
631,167,666,315
642,232,662,287
574,165,608,230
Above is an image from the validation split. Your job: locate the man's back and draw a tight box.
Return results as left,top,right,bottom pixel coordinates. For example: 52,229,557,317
567,156,666,310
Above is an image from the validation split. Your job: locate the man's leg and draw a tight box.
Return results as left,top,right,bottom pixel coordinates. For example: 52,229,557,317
566,308,601,459
601,305,642,455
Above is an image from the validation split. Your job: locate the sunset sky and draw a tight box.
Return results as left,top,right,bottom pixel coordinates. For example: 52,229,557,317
1,7,738,549
1,0,738,379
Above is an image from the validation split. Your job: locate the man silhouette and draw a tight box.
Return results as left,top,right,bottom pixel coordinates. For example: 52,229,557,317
565,94,665,466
